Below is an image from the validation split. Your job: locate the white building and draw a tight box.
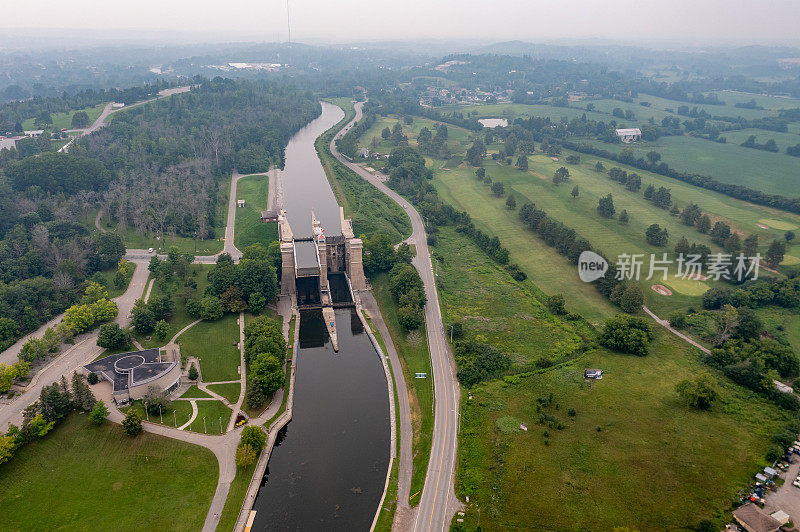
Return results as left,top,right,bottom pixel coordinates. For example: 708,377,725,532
615,128,642,143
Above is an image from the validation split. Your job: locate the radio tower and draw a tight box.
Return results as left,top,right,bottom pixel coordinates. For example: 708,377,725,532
286,0,292,43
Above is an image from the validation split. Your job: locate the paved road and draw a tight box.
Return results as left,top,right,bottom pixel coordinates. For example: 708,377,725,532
0,258,150,431
59,86,192,154
332,101,462,531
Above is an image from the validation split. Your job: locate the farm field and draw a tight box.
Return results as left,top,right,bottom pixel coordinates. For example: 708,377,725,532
234,173,278,250
177,313,241,382
0,414,218,531
456,332,793,530
584,134,800,196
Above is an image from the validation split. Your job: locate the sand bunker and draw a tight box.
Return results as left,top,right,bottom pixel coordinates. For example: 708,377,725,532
651,284,673,296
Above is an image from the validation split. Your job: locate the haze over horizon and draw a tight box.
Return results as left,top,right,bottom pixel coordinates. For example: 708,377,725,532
4,0,800,49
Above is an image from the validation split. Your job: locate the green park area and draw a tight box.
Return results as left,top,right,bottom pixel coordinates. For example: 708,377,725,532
121,398,195,428
234,174,278,250
188,400,233,434
21,103,107,130
0,415,218,531
177,313,241,382
208,382,242,404
456,332,792,530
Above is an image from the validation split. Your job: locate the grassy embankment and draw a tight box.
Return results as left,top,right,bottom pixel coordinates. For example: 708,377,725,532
0,414,218,531
234,173,278,250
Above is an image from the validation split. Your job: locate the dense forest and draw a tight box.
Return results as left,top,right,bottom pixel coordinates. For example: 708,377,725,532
0,78,320,352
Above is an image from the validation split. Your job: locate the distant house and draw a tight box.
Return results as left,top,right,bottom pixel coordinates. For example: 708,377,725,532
111,102,125,108
0,136,23,151
358,147,370,158
732,503,782,532
237,199,246,208
584,369,603,380
261,209,278,223
615,128,641,143
24,129,44,137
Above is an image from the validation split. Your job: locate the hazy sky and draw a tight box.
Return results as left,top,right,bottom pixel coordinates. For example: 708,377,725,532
5,0,800,46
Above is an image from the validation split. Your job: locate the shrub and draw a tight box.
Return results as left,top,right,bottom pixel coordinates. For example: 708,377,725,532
87,372,99,385
236,443,257,467
122,410,142,436
668,311,687,329
97,323,129,349
188,364,199,381
89,401,109,425
599,314,653,356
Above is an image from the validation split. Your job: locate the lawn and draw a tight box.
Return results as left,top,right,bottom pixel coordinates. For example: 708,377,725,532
134,264,211,349
234,174,278,250
208,382,241,404
0,414,218,531
455,332,793,530
357,114,473,155
121,398,194,428
371,272,433,506
178,313,241,383
181,385,213,398
189,400,232,434
92,263,136,299
21,103,106,131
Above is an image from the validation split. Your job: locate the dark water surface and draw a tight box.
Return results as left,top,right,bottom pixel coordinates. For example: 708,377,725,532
250,102,390,531
281,102,344,239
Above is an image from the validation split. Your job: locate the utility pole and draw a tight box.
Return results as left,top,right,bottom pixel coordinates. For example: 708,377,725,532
194,230,197,254
203,417,207,434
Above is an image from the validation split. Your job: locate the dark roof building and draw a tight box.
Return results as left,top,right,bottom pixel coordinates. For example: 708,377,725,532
732,504,782,532
84,348,181,403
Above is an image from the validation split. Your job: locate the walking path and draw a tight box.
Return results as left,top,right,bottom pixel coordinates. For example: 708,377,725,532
642,305,710,354
226,311,247,432
178,400,199,430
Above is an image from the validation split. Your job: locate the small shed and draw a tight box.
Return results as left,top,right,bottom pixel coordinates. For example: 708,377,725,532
755,473,768,483
770,511,790,526
615,128,642,143
237,199,246,208
260,209,278,223
763,466,777,478
358,147,370,158
732,503,782,532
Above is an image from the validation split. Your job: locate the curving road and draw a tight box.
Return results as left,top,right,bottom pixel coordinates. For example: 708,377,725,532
331,101,462,531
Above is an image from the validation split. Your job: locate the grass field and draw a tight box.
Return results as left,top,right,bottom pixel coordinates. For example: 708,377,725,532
371,272,433,506
208,382,241,404
456,332,792,530
121,398,195,428
234,174,278,250
134,264,211,349
433,227,585,369
178,313,241,383
189,400,233,434
181,385,213,398
358,114,473,155
0,414,218,531
21,103,106,131
585,134,800,196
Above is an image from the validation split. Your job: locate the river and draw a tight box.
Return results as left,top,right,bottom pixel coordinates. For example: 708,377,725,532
250,102,391,530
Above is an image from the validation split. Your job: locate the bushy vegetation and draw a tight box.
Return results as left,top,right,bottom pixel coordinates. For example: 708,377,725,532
243,315,286,409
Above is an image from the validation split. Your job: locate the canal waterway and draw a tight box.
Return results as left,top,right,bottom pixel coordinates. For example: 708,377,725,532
250,102,390,530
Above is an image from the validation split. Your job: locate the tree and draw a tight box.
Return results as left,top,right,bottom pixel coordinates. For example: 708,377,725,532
381,126,391,140
200,296,225,320
251,353,285,395
131,301,156,334
398,305,423,330
552,166,570,185
188,364,199,381
87,372,99,384
597,194,615,218
186,299,202,318
154,320,170,341
786,231,796,243
71,111,90,128
743,234,759,257
491,181,505,197
598,314,653,356
516,154,528,171
618,284,644,313
571,185,579,199
245,380,265,409
710,222,732,246
475,167,485,180
724,233,741,254
547,294,567,315
249,292,266,314
645,224,668,246
676,373,719,410
766,239,787,268
668,311,687,329
734,307,763,341
0,435,14,466
35,111,53,127
97,323,129,349
618,210,629,224
236,443,257,467
505,195,517,210
122,410,142,436
240,425,267,453
89,401,109,425
594,161,605,172
696,214,711,234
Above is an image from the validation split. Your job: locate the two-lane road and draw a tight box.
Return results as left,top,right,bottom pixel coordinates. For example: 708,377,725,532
331,101,462,531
